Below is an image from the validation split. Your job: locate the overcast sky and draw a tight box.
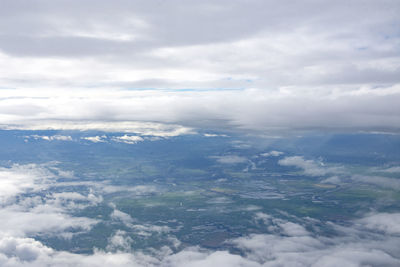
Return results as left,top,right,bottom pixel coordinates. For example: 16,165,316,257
0,0,399,133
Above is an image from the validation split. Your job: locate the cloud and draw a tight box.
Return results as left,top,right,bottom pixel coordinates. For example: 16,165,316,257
101,185,157,195
278,156,344,177
81,136,107,143
112,135,144,144
106,231,133,252
1,86,399,134
357,212,400,235
377,166,400,173
0,164,99,238
0,0,399,90
2,120,194,137
230,212,400,267
28,135,73,141
0,235,148,267
2,222,398,267
211,155,248,164
279,221,309,237
0,1,398,133
110,209,134,225
0,208,97,237
260,151,284,157
0,164,50,204
278,155,400,191
1,163,400,266
203,133,228,137
351,174,400,190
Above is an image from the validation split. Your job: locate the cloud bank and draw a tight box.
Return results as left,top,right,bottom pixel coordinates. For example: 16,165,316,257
0,0,399,133
1,86,400,133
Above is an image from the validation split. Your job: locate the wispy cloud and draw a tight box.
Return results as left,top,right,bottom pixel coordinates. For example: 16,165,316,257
211,155,248,164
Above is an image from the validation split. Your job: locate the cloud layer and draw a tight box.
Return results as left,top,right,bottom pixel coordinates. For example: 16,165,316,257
1,86,400,133
0,0,399,132
1,162,399,266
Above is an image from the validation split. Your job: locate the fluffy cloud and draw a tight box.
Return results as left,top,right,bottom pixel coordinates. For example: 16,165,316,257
357,212,400,235
0,164,99,238
112,135,144,144
1,163,399,266
260,151,284,157
0,236,149,267
1,210,399,267
278,156,344,177
81,136,107,143
0,164,51,204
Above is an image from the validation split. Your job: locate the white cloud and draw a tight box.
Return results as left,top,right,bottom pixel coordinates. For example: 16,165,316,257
112,135,144,144
0,208,97,237
211,155,247,164
27,135,73,141
351,174,400,190
278,156,343,177
379,166,400,173
203,133,228,137
357,212,400,235
0,1,398,133
278,156,400,191
231,212,400,266
81,136,107,143
260,151,284,157
110,210,134,225
0,190,399,267
106,231,133,252
0,164,100,238
1,86,399,134
2,120,194,137
0,235,149,267
279,221,309,237
0,0,399,90
0,164,52,204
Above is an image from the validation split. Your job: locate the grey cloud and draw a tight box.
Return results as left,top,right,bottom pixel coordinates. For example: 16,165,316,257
351,174,400,190
376,166,400,173
0,1,399,134
1,87,400,133
0,0,399,92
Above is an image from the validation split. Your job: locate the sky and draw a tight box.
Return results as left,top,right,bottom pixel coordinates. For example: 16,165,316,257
0,0,399,133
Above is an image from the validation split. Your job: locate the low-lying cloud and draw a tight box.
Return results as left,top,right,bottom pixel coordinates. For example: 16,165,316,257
1,162,400,266
1,86,399,134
